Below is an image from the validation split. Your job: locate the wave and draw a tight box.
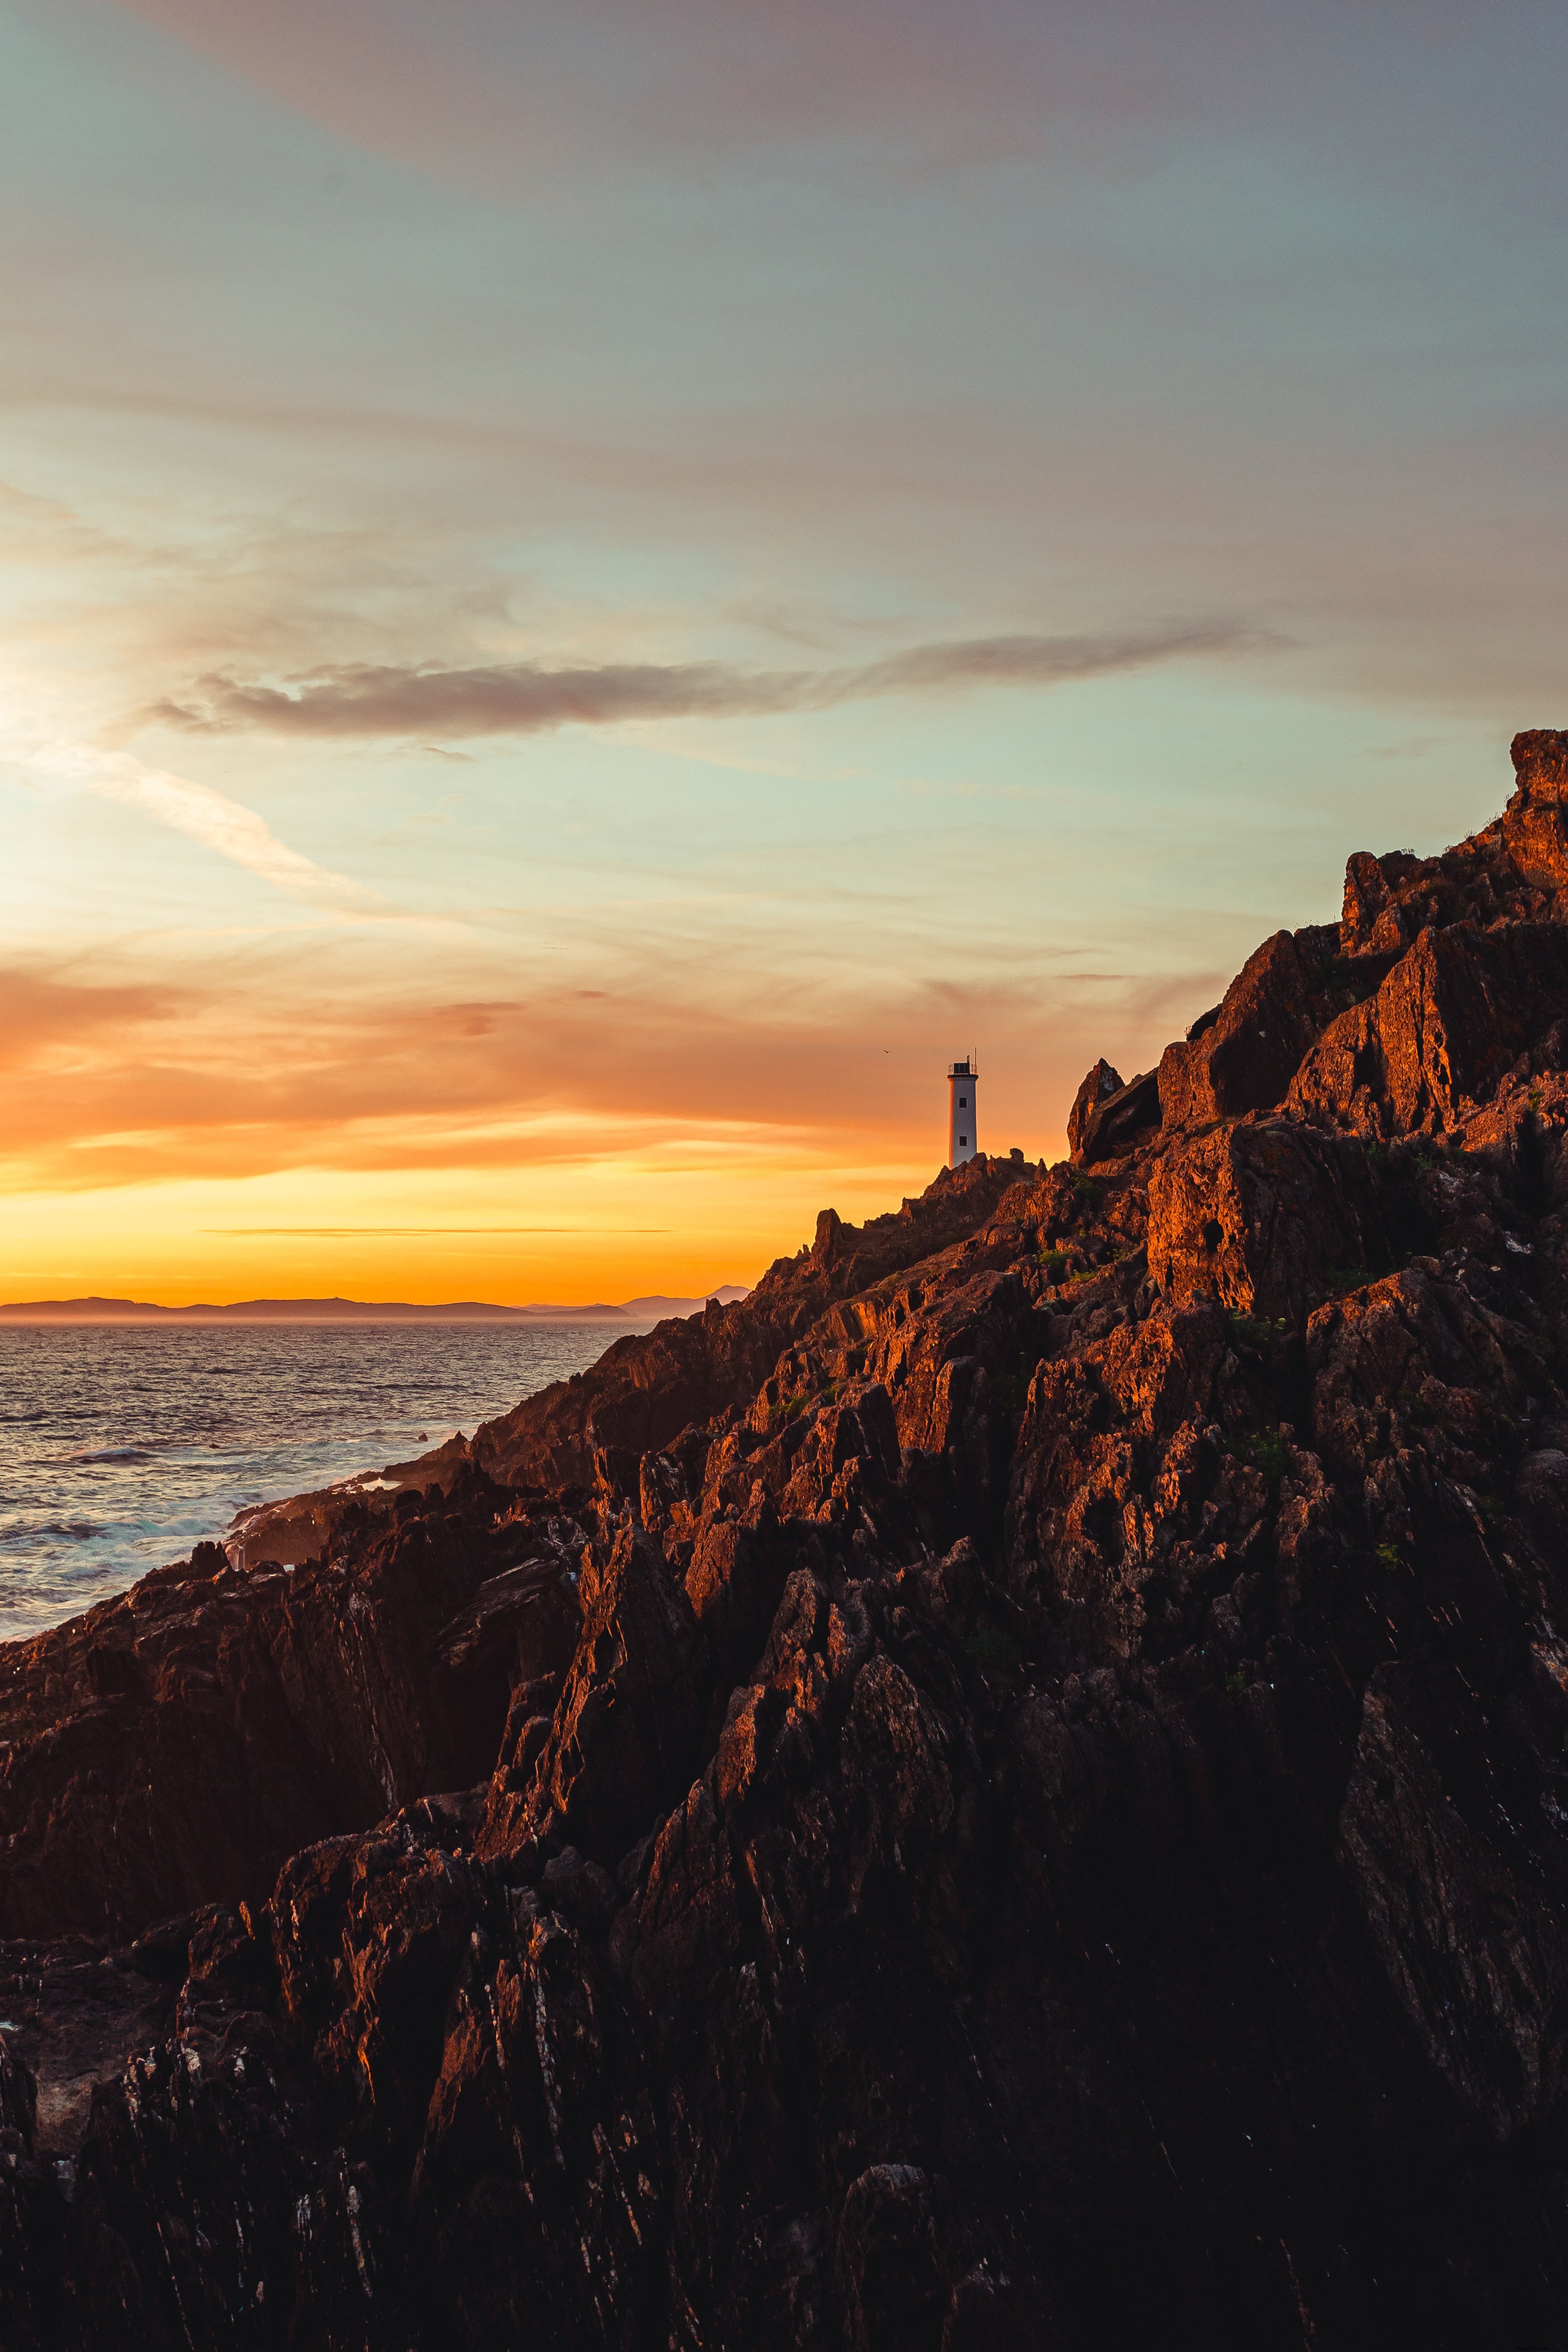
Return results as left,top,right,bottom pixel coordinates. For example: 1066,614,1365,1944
0,1320,616,1641
0,1520,104,1546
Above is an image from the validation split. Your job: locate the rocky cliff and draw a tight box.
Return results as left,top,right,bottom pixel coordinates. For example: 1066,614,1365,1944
7,735,1568,2345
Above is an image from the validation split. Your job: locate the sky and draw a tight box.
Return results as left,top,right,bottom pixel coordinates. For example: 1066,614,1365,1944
2,0,1566,1306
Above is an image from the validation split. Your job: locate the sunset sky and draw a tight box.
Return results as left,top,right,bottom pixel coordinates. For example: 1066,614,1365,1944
4,0,1566,1305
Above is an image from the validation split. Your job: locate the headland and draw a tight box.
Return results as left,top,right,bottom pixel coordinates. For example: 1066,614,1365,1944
5,734,1568,2343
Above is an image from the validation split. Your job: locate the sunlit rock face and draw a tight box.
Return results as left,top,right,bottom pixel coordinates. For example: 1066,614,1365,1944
1510,727,1568,808
15,740,1568,2345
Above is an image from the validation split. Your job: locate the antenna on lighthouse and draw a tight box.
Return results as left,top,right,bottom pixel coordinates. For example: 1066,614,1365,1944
947,1055,979,1168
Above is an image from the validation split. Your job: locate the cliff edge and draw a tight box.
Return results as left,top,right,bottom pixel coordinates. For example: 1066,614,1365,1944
6,737,1568,2345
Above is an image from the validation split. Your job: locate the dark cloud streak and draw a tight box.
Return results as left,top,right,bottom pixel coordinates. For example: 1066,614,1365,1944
154,621,1259,739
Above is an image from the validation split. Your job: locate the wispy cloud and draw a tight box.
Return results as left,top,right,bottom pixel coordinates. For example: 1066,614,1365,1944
154,621,1257,740
26,742,381,918
0,926,1224,1198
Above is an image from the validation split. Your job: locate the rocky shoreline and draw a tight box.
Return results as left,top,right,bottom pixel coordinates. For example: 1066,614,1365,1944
8,733,1568,2343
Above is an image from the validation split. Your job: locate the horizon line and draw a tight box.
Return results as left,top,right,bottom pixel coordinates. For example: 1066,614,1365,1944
0,1285,753,1324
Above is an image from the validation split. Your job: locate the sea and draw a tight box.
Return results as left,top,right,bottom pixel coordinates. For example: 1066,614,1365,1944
0,1320,637,1644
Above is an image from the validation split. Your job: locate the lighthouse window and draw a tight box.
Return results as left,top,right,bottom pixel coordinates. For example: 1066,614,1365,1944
959,1135,967,1146
959,1095,968,1107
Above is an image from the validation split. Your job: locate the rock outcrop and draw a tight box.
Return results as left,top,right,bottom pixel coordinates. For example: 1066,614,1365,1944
10,737,1568,2343
1156,923,1342,1129
1065,1057,1121,1156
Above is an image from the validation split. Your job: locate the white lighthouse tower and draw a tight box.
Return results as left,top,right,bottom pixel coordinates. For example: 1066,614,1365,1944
948,1058,978,1166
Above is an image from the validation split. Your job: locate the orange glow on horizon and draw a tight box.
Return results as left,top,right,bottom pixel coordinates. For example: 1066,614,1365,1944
0,1117,1068,1309
0,942,1114,1308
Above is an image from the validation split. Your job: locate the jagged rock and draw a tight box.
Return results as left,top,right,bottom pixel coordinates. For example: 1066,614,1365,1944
1066,1059,1122,1157
1510,726,1568,808
410,1884,665,2349
1289,922,1568,1137
269,1826,477,2170
0,1494,527,1940
482,1521,704,1862
684,1501,795,1695
1075,1067,1160,1163
465,1157,1023,1493
0,2033,65,2352
1157,925,1339,1128
1340,1665,1568,2141
1006,1300,1260,1656
432,1542,583,1684
1147,1118,1388,1323
1341,847,1425,956
68,2036,399,2352
14,738,1568,2342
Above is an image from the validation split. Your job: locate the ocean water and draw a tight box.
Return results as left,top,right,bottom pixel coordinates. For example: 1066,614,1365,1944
0,1321,636,1644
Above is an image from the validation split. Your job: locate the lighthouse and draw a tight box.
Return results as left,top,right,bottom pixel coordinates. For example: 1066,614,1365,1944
948,1058,978,1166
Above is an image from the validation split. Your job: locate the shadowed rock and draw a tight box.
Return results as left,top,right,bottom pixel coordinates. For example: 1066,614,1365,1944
10,739,1568,2344
1075,1066,1160,1162
1157,925,1339,1128
1066,1058,1122,1156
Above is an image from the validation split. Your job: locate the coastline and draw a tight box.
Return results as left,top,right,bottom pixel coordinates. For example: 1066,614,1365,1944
7,743,1568,2341
0,1318,637,1642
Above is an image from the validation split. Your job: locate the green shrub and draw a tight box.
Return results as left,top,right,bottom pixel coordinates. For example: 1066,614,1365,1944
1374,1540,1400,1570
1249,1428,1289,1481
1038,1249,1069,1281
1228,1309,1286,1353
1224,1427,1288,1482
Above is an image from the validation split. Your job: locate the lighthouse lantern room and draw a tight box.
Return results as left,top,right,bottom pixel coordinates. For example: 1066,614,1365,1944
948,1059,978,1166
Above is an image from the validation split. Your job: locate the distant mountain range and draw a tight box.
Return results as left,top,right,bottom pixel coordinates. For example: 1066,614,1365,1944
0,1289,751,1324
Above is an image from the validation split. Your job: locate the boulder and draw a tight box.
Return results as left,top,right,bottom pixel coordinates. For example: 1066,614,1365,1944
1066,1059,1123,1157
1341,848,1423,957
1147,1118,1386,1323
1076,1067,1160,1162
1157,925,1338,1128
1508,727,1568,807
